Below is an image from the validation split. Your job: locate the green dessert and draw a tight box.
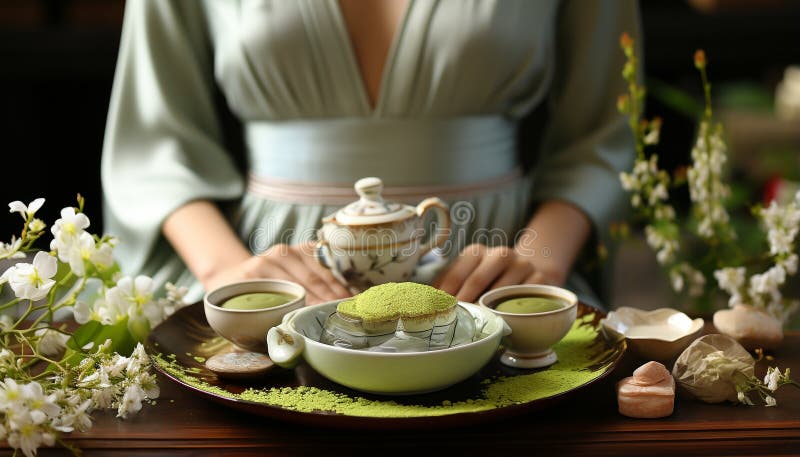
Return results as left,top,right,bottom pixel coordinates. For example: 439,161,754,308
495,296,568,314
337,282,456,323
221,292,295,310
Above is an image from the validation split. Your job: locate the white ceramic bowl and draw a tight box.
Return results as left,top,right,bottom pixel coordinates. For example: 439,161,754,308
204,279,306,352
479,285,578,369
601,307,704,362
266,300,509,395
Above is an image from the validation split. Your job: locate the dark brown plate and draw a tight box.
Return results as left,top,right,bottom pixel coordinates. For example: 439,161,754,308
145,302,625,429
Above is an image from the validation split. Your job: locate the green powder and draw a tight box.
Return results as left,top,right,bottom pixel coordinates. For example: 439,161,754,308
336,282,456,322
154,314,610,418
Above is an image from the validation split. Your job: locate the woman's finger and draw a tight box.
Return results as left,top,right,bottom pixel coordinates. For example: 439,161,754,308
524,269,563,286
434,247,483,294
265,246,339,302
456,247,513,302
490,258,534,289
296,244,351,299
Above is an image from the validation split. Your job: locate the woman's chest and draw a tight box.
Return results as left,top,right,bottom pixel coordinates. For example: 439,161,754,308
202,0,560,118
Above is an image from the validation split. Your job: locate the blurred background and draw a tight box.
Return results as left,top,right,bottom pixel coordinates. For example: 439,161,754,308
0,0,799,318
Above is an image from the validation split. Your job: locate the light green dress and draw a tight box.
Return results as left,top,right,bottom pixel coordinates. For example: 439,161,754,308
102,0,640,304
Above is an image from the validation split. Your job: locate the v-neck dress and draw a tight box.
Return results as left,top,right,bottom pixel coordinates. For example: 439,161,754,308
102,0,641,303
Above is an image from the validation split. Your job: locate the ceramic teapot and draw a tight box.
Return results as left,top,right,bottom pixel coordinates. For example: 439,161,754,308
316,177,450,291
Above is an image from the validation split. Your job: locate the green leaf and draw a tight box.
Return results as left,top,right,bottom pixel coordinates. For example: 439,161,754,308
67,318,138,358
647,78,703,120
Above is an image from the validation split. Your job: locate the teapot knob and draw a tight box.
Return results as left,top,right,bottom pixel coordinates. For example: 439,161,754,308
354,177,384,202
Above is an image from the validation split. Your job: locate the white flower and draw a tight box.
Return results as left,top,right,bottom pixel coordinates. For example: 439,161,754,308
654,205,676,221
49,207,90,261
781,254,799,275
0,251,58,301
714,267,746,297
117,385,144,419
53,399,92,433
0,378,24,409
34,328,69,358
136,372,160,399
670,268,684,293
91,387,115,409
65,232,93,276
768,229,794,256
764,366,781,391
686,122,732,240
0,315,13,332
6,412,52,457
644,127,660,145
737,391,754,405
21,381,59,420
765,395,777,407
619,172,639,191
0,237,25,260
104,354,130,378
0,349,17,374
165,282,188,306
649,183,668,205
91,242,114,269
63,233,116,277
27,218,46,233
126,344,149,375
8,198,45,221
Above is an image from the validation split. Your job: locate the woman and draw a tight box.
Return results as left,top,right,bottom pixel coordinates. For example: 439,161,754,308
102,0,639,306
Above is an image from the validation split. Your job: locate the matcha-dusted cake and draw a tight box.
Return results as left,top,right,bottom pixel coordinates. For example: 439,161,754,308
338,282,455,320
321,282,471,351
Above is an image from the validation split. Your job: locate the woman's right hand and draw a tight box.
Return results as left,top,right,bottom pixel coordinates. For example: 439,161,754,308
204,242,352,305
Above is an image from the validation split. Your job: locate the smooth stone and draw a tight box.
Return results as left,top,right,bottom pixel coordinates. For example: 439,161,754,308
618,361,675,418
713,304,783,350
205,351,275,379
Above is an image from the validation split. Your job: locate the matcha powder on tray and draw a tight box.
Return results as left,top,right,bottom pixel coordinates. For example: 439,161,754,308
154,314,612,418
336,282,456,322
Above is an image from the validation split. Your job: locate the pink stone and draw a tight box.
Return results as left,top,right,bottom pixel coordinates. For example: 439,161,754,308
617,361,675,418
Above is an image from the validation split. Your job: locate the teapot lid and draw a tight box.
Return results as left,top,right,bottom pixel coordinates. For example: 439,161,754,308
333,177,415,225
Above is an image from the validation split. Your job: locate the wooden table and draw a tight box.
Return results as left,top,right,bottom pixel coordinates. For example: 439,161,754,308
22,331,800,456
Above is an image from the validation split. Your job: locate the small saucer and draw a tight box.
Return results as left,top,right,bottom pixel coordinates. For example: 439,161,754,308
500,349,558,369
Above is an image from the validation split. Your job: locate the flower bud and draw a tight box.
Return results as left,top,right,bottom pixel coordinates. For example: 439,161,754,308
694,50,707,70
617,94,631,114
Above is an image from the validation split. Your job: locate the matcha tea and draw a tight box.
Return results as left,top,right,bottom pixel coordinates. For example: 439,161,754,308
494,295,568,314
221,292,295,310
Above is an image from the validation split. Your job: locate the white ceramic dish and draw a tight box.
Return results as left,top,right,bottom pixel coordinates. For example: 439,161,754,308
601,307,704,361
479,285,578,369
204,279,306,353
266,300,509,395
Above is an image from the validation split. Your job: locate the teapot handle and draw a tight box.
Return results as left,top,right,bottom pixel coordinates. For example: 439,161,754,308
415,198,451,256
314,239,351,288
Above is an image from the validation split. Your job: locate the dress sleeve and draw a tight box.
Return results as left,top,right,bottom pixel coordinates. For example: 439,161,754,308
101,0,244,276
531,0,641,238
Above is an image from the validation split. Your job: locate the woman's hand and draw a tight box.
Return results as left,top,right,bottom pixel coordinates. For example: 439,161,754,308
205,242,351,305
433,244,566,303
433,200,591,303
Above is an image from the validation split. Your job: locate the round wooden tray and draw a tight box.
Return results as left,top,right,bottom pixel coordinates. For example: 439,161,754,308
146,302,625,429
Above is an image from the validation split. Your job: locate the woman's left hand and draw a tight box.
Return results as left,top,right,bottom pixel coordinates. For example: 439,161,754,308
432,243,566,303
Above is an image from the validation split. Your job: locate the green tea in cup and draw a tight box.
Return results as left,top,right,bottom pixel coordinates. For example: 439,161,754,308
493,295,568,314
221,292,296,310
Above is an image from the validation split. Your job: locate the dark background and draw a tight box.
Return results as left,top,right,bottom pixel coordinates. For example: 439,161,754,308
1,0,799,236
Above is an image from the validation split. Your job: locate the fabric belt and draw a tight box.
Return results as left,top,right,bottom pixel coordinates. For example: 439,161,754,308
244,115,520,204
